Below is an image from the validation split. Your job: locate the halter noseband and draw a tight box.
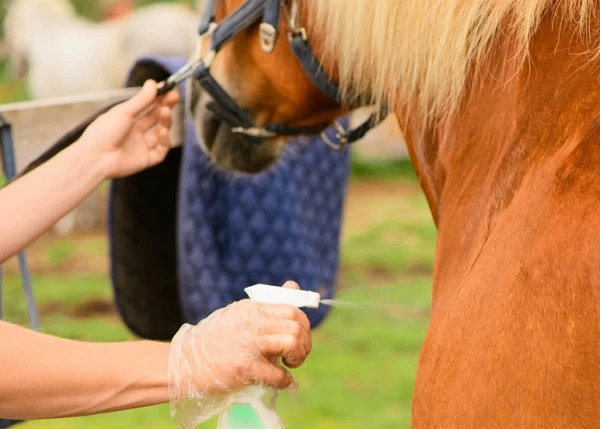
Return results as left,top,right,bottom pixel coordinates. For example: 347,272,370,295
160,0,384,151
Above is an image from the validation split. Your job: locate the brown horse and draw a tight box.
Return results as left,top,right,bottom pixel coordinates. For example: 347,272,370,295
190,0,600,426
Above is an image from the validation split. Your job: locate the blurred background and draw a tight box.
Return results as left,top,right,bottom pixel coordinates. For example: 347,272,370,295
0,1,434,428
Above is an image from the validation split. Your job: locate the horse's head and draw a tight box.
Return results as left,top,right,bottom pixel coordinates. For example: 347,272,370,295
3,0,75,77
188,0,359,174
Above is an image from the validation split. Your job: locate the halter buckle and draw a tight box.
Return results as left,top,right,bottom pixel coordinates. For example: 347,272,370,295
320,121,349,152
259,23,278,53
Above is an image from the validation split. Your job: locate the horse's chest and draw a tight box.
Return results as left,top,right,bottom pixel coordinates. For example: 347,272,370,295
414,175,600,427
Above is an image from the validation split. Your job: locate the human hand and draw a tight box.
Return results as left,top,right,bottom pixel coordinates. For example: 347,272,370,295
168,281,311,402
80,80,180,178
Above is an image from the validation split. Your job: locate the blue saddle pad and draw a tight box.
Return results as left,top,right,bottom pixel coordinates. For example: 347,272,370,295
108,57,350,340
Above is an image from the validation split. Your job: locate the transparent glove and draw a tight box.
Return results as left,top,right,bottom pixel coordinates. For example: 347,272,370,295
168,283,311,428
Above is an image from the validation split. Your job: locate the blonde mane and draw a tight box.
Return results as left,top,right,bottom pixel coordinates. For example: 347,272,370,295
309,0,594,121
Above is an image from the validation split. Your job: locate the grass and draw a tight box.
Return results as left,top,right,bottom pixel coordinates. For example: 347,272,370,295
0,59,28,103
0,168,436,429
350,157,417,181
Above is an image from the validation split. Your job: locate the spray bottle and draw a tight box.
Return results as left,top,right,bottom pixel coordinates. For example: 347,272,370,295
217,284,321,429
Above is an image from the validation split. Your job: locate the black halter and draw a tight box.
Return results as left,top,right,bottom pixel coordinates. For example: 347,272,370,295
159,0,384,151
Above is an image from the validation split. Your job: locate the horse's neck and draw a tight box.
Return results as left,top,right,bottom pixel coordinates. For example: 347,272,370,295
398,14,600,304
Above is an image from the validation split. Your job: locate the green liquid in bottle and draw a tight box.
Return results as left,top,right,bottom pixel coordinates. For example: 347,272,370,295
220,404,266,429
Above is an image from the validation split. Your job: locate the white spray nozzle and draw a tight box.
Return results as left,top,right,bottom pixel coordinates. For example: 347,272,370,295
245,284,320,309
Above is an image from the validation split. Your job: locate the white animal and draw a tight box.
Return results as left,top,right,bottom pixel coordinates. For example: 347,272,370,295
3,0,199,99
3,0,200,235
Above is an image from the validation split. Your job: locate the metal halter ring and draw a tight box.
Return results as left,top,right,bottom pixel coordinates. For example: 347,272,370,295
286,0,307,41
320,121,349,152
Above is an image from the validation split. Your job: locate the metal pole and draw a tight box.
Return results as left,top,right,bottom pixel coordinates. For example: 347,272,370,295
0,114,39,330
0,116,25,427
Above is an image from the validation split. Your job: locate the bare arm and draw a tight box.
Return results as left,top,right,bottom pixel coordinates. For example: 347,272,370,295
0,321,169,419
0,141,107,262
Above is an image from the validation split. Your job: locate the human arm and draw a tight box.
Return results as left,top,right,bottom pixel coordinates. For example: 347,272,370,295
0,320,170,419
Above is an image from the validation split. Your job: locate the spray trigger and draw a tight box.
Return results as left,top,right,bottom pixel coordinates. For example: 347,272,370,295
245,284,320,309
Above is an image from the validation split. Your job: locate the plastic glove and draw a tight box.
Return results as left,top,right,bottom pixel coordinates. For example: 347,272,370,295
168,282,311,427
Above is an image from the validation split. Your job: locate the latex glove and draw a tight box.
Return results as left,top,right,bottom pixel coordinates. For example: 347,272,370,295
80,79,180,178
168,281,311,426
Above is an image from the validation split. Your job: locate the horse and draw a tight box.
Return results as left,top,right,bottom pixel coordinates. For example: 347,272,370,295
3,0,199,99
187,0,600,426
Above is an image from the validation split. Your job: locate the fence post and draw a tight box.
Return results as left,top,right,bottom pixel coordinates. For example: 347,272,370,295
0,114,39,331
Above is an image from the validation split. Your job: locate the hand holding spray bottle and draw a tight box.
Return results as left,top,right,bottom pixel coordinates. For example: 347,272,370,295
217,284,321,429
169,284,320,429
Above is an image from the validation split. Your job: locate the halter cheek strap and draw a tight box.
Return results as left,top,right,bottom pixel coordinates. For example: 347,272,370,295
198,0,217,35
210,0,265,52
288,34,340,103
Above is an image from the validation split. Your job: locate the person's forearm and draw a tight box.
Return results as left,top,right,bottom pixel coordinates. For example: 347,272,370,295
0,141,109,262
0,321,169,419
